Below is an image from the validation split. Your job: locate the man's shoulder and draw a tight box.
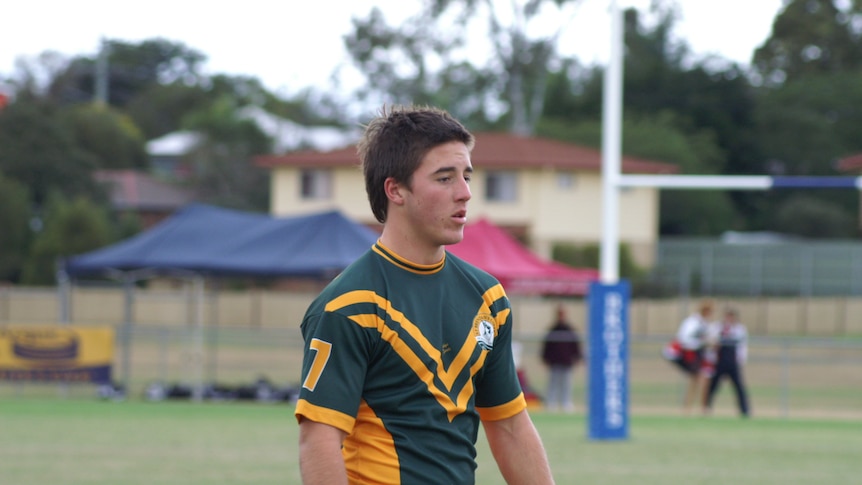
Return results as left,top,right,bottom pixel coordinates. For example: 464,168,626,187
305,250,379,306
444,251,500,284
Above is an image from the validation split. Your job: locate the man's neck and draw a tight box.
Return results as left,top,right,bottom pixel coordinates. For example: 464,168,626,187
379,227,445,266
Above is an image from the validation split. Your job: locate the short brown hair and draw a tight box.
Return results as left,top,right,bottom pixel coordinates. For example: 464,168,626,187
357,105,474,223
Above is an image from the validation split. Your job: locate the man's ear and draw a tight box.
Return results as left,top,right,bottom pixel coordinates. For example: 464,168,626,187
384,177,406,205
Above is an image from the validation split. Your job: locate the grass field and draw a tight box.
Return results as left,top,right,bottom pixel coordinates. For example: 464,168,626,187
1,397,860,484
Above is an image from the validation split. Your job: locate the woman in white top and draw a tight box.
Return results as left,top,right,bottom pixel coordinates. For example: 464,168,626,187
666,299,715,414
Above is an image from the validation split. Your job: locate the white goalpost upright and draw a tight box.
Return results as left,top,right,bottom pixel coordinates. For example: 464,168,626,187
599,0,625,286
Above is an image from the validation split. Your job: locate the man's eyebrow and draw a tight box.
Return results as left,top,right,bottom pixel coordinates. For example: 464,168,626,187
432,165,473,174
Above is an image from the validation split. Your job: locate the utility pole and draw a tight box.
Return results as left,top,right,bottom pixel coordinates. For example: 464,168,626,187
94,37,109,105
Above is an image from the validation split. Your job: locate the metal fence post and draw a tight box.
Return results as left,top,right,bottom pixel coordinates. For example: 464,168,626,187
749,246,763,296
780,337,790,418
700,245,713,295
121,275,134,394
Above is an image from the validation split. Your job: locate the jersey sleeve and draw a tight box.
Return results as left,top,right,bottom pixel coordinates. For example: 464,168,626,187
294,309,372,434
474,295,526,421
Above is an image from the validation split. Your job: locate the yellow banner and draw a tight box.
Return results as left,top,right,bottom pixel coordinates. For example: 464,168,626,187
0,325,114,383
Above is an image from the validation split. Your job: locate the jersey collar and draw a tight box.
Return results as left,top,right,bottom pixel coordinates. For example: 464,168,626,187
372,241,445,275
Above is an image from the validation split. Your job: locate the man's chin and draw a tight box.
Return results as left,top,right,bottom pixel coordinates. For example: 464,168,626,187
441,230,465,246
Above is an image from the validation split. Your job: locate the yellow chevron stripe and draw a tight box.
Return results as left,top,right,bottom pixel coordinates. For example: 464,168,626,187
325,290,502,420
482,283,507,307
328,291,471,388
322,281,512,422
343,400,400,484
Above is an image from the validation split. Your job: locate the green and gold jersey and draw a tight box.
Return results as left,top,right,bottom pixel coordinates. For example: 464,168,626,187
295,242,526,484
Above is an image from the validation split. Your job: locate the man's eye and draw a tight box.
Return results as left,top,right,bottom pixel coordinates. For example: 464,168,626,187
464,176,472,183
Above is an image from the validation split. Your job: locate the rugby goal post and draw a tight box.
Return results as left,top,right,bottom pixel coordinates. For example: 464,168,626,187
587,1,861,440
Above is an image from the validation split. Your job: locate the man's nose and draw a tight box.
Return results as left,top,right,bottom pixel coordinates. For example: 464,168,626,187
457,177,472,201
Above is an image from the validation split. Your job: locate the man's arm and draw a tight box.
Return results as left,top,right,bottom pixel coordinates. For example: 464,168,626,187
483,409,555,484
298,418,348,485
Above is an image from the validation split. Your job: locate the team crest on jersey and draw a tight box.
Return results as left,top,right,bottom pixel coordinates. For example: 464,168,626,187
473,313,497,351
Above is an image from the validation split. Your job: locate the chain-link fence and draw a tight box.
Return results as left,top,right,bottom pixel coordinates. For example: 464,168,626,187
652,239,862,297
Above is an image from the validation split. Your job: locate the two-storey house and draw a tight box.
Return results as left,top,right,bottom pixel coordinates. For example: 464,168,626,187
256,132,677,267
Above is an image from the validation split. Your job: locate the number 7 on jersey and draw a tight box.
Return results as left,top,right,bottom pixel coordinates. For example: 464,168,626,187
302,338,332,391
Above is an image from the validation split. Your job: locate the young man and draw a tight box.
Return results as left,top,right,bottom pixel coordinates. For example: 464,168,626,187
295,105,555,484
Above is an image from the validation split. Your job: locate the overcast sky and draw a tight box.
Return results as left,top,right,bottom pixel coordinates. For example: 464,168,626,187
2,0,785,95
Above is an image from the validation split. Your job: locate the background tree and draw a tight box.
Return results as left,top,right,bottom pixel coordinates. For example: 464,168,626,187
343,6,496,127
771,193,856,238
749,0,862,236
181,96,273,211
755,71,862,176
344,0,579,132
6,51,73,100
0,174,31,282
21,195,114,286
57,103,149,169
0,98,103,208
752,0,862,86
0,37,351,284
123,81,213,139
478,0,569,134
48,38,207,107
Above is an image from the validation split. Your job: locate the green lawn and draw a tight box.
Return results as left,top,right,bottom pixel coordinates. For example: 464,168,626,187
1,397,860,484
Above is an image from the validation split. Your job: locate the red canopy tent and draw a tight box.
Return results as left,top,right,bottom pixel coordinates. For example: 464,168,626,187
447,218,599,296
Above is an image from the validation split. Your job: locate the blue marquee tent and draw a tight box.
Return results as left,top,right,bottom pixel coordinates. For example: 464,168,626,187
60,203,381,398
64,203,379,279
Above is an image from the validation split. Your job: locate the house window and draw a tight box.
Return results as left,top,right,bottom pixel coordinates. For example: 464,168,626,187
300,169,332,199
557,172,576,190
485,171,517,202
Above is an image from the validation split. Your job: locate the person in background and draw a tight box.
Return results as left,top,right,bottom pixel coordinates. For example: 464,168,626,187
663,298,714,414
295,105,555,485
541,304,583,413
704,307,751,417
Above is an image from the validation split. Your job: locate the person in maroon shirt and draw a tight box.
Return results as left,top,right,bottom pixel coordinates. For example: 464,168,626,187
541,305,583,413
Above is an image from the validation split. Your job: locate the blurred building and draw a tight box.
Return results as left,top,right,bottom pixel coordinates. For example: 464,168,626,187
93,170,195,228
256,133,677,267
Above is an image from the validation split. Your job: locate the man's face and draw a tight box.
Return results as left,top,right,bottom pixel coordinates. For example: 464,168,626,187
402,141,473,248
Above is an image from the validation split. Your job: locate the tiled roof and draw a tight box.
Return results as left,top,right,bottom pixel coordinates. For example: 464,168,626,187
256,145,358,168
255,132,677,174
837,153,862,172
94,170,195,211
